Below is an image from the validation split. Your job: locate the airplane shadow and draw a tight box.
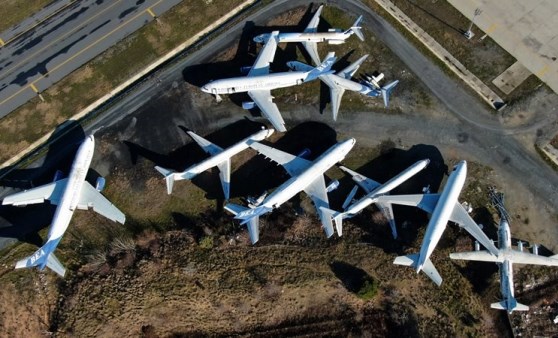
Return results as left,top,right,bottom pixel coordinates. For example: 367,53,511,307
328,143,447,254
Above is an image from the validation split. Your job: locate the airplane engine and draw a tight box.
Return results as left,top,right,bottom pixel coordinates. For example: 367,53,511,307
326,180,340,193
533,244,539,255
95,177,106,192
242,101,256,110
327,28,342,33
240,66,252,75
474,241,480,251
52,170,64,182
518,241,524,252
328,40,344,45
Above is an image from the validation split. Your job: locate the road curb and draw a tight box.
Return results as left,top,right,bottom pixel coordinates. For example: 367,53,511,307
0,0,258,170
373,0,506,110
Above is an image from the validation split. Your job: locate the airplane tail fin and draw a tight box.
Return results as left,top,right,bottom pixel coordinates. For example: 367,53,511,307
306,52,337,81
491,299,529,313
155,166,177,195
379,80,399,107
344,16,364,41
320,207,344,236
15,243,66,277
394,254,442,286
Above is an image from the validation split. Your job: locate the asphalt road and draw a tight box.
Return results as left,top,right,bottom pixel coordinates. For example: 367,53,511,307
0,0,181,117
1,0,558,251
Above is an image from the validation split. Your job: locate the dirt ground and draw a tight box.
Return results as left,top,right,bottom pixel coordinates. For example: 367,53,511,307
1,4,558,338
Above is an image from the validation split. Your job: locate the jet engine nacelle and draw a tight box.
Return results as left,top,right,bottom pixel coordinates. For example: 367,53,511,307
328,40,344,45
95,177,106,192
327,28,342,33
326,180,340,193
474,241,480,251
533,244,539,255
518,240,524,252
52,170,64,182
240,66,252,75
242,101,256,110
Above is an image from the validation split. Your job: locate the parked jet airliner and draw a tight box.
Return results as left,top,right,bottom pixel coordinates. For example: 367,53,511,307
155,128,274,200
451,190,558,313
201,31,336,132
376,161,499,286
2,135,125,277
288,54,399,120
253,5,364,65
321,159,429,238
225,138,356,244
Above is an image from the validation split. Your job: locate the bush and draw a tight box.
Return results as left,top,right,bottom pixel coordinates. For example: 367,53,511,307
199,236,214,249
357,278,380,301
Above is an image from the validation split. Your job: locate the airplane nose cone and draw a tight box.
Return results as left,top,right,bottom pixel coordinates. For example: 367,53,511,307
201,85,209,93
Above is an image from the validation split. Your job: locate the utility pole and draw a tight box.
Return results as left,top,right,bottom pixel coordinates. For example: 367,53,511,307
464,8,482,40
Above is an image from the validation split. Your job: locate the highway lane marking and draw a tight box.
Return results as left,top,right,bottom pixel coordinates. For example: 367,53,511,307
147,8,157,18
536,64,549,77
0,0,77,49
0,0,124,79
29,83,40,93
0,0,164,109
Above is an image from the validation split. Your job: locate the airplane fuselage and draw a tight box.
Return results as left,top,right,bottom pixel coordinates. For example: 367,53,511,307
322,74,378,95
176,129,273,180
202,71,310,95
47,135,95,242
417,161,467,272
260,138,356,210
496,219,516,310
345,159,430,217
276,32,350,44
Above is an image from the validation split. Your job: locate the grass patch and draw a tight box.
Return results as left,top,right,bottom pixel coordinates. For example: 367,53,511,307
0,0,52,33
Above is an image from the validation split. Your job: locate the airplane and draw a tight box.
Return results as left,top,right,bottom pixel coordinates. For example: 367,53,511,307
287,54,399,120
253,5,364,65
201,31,337,132
225,138,356,244
374,160,499,286
450,189,558,313
155,128,274,200
1,135,125,277
321,159,430,238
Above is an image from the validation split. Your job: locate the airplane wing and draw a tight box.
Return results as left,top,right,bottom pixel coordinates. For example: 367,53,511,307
375,200,398,239
376,194,441,214
338,54,369,79
319,74,345,121
187,131,223,156
303,175,334,238
449,250,500,262
508,251,558,266
250,141,312,177
338,166,380,194
216,159,231,200
449,203,499,256
248,31,278,77
301,41,321,65
247,90,286,132
304,5,323,33
2,178,68,206
77,182,126,224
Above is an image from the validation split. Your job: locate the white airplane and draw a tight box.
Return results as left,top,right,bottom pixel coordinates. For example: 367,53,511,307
287,54,399,120
321,159,430,238
201,31,337,132
375,161,499,286
2,135,125,277
155,128,274,200
253,5,364,65
225,138,356,244
450,192,558,313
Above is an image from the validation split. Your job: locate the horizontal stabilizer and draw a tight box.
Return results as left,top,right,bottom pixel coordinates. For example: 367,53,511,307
15,245,66,277
320,207,343,236
225,203,260,244
393,253,418,267
491,300,529,312
235,205,272,225
155,166,175,195
307,52,336,81
381,80,399,107
347,16,364,41
422,258,442,286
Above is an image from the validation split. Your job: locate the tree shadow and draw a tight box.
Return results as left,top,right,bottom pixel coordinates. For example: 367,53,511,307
330,260,373,294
